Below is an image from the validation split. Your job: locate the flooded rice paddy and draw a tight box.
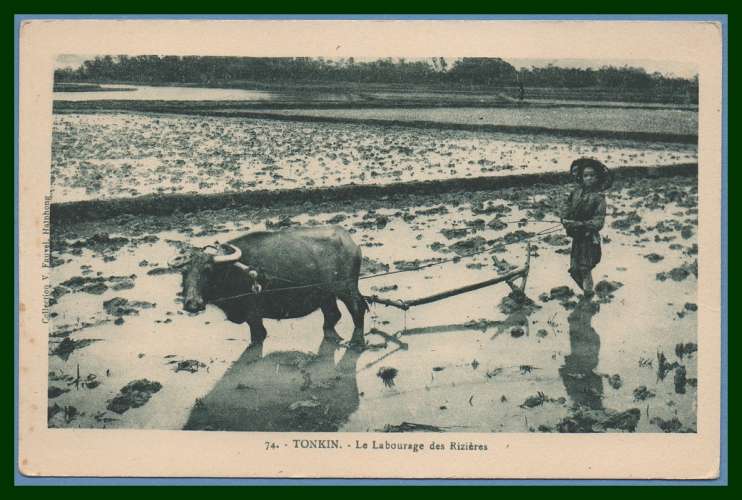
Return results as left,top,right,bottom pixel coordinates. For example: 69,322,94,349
51,113,697,202
54,84,276,102
48,175,698,433
254,106,698,136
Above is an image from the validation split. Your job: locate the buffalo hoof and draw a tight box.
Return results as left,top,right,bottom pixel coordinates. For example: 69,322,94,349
323,329,344,344
348,338,367,351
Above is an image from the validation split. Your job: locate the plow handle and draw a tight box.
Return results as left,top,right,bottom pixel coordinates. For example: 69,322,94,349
364,266,529,311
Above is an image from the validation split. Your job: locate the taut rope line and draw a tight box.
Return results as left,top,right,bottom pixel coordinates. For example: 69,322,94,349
209,223,562,304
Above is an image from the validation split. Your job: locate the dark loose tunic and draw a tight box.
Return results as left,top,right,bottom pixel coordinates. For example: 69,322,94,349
561,187,607,273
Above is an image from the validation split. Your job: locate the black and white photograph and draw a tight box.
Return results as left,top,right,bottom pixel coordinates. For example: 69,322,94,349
17,19,724,480
47,52,700,434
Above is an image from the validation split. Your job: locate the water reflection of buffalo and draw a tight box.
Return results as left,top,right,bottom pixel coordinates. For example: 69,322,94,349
184,339,361,431
177,226,368,347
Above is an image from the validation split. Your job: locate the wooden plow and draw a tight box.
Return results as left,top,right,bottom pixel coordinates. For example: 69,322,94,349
364,243,532,311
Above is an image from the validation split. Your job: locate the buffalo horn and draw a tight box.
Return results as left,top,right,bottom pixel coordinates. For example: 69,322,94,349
202,245,219,256
212,244,242,264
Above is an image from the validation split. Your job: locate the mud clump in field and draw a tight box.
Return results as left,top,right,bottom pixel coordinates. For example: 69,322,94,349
52,275,138,303
486,219,508,231
494,291,540,337
520,391,566,408
466,262,485,270
361,256,389,275
50,255,68,267
490,256,516,274
653,219,683,234
393,258,441,271
48,386,70,399
611,212,642,231
502,230,535,245
325,214,347,224
464,219,486,231
106,379,163,414
354,213,390,230
656,261,698,282
170,359,207,373
429,241,446,253
555,407,641,433
675,342,697,359
539,286,574,303
103,297,156,317
657,351,680,380
415,205,449,216
440,228,469,240
605,374,623,390
541,234,570,247
644,253,664,263
66,232,130,254
510,327,525,338
449,236,487,255
472,202,511,216
633,386,656,401
48,404,79,425
595,280,623,302
498,290,539,316
265,216,296,229
674,365,688,394
147,266,181,276
650,417,691,433
382,422,444,432
50,337,100,360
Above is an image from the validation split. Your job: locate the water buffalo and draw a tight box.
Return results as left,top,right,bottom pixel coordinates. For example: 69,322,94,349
177,226,368,347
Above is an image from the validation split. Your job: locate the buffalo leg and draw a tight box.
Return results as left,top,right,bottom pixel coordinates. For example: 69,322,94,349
246,316,268,346
340,292,366,348
321,298,343,343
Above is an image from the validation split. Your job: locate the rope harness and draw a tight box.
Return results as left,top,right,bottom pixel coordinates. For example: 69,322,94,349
208,220,563,304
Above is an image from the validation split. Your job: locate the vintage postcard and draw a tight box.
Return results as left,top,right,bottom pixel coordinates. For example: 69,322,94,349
17,18,724,480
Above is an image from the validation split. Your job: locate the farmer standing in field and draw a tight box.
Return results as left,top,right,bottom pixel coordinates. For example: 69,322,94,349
561,158,611,298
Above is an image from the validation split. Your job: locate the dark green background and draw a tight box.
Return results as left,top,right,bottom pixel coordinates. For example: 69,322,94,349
6,3,731,490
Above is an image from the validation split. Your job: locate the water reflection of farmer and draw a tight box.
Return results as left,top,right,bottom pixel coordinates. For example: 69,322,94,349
561,158,611,298
559,299,603,410
184,338,361,431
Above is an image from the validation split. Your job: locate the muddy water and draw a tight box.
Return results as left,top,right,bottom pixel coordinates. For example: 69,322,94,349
48,176,697,432
258,106,699,136
51,113,697,202
54,84,276,102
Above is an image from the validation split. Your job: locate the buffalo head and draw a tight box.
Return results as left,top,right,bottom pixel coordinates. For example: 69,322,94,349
171,243,242,313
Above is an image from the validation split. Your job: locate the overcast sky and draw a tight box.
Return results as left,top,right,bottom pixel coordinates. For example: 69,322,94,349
55,55,697,79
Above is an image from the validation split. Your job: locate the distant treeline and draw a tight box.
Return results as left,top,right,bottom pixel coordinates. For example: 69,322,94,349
55,55,698,94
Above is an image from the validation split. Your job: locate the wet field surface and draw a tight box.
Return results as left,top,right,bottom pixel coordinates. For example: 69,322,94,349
54,84,277,102
253,106,698,135
51,113,697,202
48,175,697,433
